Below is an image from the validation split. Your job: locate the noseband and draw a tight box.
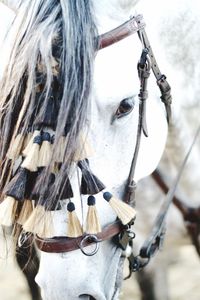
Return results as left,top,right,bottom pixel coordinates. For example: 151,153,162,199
31,15,172,268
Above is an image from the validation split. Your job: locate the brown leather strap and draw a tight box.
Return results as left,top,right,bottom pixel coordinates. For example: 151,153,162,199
138,125,200,260
35,221,125,253
152,169,200,257
98,15,145,49
137,21,172,123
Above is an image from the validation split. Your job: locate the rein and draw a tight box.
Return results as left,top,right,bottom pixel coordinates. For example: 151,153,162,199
152,169,200,257
125,125,200,275
33,15,173,265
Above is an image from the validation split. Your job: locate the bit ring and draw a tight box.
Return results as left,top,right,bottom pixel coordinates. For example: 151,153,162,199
79,234,102,256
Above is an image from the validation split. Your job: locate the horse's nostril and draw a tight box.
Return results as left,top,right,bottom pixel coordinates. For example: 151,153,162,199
79,295,96,300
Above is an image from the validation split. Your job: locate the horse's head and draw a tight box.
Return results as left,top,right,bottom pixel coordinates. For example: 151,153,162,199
0,1,168,299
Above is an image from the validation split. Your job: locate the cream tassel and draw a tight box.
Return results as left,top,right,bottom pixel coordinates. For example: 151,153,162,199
22,130,40,157
103,192,136,225
7,133,25,160
86,196,101,234
0,196,17,226
21,135,42,172
23,205,54,238
17,200,33,225
67,202,83,237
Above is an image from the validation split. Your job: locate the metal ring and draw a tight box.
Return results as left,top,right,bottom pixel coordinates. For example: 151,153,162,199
79,234,102,256
128,231,136,239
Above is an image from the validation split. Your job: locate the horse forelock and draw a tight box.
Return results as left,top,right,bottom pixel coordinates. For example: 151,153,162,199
0,0,98,206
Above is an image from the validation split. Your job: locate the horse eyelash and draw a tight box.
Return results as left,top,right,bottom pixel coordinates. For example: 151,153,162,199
112,96,135,123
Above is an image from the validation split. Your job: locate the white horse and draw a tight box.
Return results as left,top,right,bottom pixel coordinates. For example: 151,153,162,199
0,1,170,299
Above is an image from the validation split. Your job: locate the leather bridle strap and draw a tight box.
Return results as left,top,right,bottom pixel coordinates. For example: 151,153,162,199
136,17,172,123
127,124,200,273
99,15,172,123
35,221,125,253
98,15,145,49
152,169,200,257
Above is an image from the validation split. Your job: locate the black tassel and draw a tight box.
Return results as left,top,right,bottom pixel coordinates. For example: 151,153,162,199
33,81,61,131
78,160,105,195
31,170,55,202
58,174,73,200
38,131,52,167
4,168,29,201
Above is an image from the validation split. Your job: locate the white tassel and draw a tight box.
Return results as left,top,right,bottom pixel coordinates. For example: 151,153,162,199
86,196,101,234
23,205,54,238
0,196,17,226
22,130,40,157
17,200,33,225
7,133,25,160
103,192,136,225
21,135,42,172
67,202,83,237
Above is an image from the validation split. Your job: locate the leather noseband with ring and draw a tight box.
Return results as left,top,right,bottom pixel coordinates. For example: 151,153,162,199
29,14,173,270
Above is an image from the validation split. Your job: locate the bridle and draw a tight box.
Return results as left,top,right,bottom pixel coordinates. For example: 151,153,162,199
21,14,173,270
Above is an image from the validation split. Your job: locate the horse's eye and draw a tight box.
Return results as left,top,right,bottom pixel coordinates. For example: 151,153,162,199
112,97,135,122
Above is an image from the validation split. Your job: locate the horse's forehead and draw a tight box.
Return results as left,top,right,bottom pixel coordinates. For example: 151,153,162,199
93,34,141,107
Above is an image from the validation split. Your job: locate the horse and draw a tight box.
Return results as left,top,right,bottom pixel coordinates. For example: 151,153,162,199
0,1,171,299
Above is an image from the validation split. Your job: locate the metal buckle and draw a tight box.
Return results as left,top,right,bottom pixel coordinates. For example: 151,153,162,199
116,228,136,251
79,235,102,256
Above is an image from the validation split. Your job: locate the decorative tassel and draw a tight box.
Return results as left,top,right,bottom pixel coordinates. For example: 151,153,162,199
23,132,32,149
58,175,73,200
38,132,52,167
67,202,83,237
103,192,136,225
17,200,33,225
78,160,105,195
7,133,25,160
22,130,40,157
4,168,28,200
31,171,55,202
0,196,17,226
74,132,94,161
36,91,60,130
21,135,42,172
86,196,101,234
23,205,54,238
54,136,67,163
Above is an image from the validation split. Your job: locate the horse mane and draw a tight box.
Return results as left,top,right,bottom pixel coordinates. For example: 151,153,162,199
0,0,98,207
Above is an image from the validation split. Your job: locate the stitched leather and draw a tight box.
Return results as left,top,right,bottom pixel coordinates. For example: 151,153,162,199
35,221,125,253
